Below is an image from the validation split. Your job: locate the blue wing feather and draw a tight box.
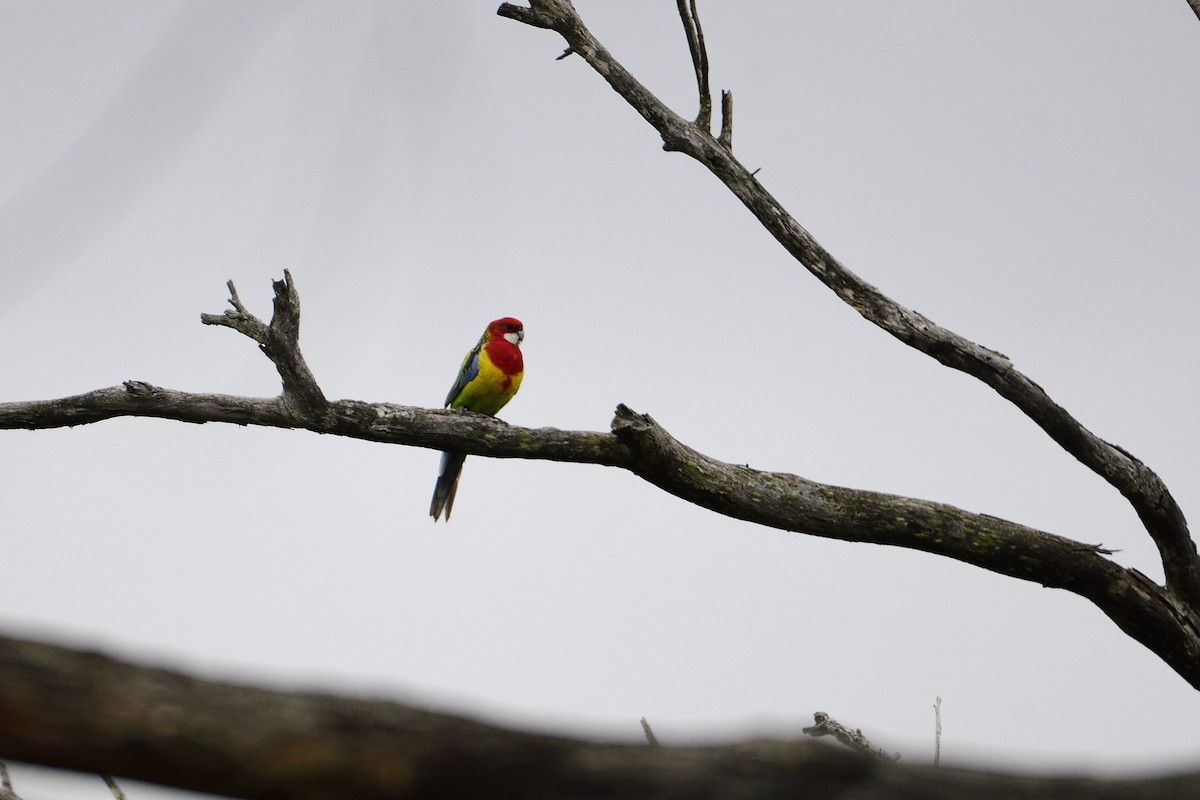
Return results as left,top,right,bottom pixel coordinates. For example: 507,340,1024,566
444,333,486,407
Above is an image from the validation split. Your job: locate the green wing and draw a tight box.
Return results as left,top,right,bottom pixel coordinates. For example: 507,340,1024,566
444,332,486,408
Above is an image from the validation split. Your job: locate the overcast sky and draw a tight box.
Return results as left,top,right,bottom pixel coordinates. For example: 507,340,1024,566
2,2,1199,797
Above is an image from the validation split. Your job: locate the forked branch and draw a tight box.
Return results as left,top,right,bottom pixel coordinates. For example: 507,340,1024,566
496,0,1200,641
676,0,711,130
201,269,327,418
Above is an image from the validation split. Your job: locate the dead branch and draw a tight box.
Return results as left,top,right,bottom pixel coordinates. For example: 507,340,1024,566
718,88,732,150
2,633,1200,800
200,269,327,418
495,0,1198,609
495,0,1200,675
0,272,1198,688
0,761,19,800
640,717,661,748
102,775,126,800
934,697,943,767
676,0,711,130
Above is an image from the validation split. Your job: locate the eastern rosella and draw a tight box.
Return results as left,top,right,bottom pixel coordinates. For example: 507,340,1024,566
429,317,525,521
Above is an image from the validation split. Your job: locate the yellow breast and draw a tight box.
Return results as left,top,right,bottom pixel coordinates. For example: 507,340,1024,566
451,349,523,416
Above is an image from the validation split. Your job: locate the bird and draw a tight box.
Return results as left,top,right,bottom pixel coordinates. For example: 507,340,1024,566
429,317,525,521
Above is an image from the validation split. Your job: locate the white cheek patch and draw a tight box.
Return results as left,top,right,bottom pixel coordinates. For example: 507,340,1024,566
504,331,523,346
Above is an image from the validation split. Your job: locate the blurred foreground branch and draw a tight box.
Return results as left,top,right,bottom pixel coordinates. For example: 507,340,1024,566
2,633,1200,800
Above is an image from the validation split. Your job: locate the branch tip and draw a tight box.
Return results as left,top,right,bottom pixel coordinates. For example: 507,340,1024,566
718,89,733,150
226,279,246,314
496,2,555,30
676,0,712,131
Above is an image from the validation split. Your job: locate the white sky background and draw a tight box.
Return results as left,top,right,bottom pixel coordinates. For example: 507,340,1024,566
2,1,1199,797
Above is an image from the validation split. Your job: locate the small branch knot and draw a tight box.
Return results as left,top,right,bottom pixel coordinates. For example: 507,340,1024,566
611,403,654,438
122,381,162,397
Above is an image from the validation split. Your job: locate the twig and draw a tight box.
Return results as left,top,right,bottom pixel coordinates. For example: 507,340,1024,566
718,89,733,150
200,279,268,345
675,0,711,130
102,775,127,800
0,761,22,800
640,717,660,747
802,712,900,762
934,696,943,767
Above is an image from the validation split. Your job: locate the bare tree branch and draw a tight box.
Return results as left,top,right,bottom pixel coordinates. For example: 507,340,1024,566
0,381,626,466
3,633,1200,800
102,775,126,800
496,0,1198,602
675,0,711,130
640,717,660,748
201,270,327,418
934,696,944,767
496,0,1200,663
718,88,732,150
0,761,19,800
612,406,1200,688
1,272,1198,688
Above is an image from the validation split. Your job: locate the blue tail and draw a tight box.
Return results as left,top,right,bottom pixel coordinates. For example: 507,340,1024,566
430,452,467,522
